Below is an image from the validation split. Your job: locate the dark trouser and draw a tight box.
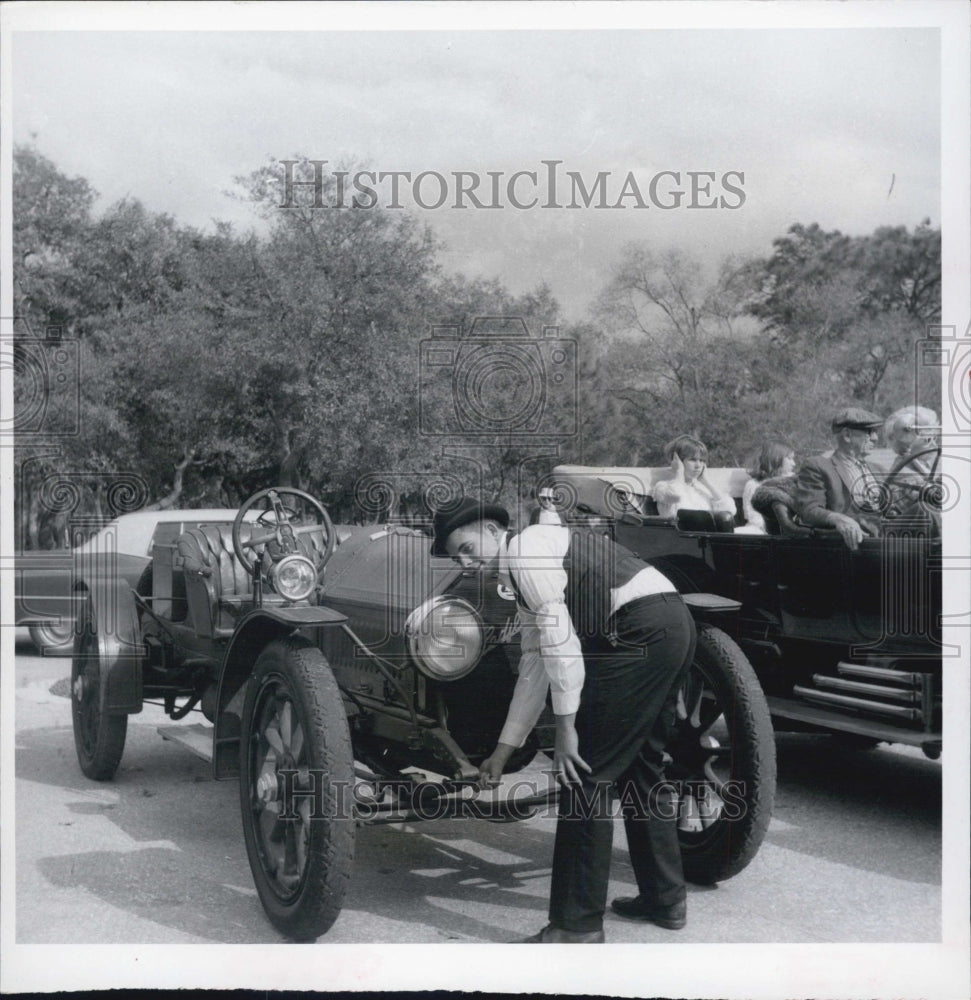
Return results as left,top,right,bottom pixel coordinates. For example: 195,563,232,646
548,592,696,934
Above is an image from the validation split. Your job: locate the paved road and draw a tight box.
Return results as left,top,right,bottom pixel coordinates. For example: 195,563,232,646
13,632,941,945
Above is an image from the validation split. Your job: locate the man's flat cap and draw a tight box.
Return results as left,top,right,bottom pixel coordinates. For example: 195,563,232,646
832,407,884,432
431,498,510,556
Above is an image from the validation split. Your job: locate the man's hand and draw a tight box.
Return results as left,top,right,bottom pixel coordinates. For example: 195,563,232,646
832,513,865,550
553,714,592,787
478,742,517,789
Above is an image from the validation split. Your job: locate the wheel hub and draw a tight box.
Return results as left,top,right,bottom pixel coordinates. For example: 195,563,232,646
256,771,281,804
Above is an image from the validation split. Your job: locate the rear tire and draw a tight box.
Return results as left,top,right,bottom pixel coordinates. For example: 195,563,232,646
239,637,355,942
71,600,128,780
668,624,776,884
30,621,75,656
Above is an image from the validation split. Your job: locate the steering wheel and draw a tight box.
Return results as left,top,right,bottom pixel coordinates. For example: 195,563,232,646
880,445,942,528
232,487,336,576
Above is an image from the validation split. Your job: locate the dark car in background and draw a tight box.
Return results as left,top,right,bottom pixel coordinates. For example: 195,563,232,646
14,509,256,654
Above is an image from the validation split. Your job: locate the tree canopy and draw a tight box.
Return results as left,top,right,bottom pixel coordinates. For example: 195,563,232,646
12,145,940,546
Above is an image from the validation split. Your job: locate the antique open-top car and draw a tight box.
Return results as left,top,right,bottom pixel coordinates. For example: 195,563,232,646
553,454,944,760
70,486,776,942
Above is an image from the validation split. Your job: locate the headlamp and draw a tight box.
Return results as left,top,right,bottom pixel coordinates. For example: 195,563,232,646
405,596,484,681
268,554,317,602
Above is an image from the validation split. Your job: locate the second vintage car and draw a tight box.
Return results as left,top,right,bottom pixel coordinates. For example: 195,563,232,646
15,508,259,654
553,457,944,759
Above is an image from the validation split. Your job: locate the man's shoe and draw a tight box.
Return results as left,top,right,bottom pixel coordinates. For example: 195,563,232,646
520,923,605,943
610,895,687,930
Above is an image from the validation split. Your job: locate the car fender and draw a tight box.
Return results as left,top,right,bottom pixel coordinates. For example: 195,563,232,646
682,592,743,625
212,605,347,780
74,577,145,714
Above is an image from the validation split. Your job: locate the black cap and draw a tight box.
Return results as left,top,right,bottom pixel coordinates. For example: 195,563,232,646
831,407,883,432
431,498,509,556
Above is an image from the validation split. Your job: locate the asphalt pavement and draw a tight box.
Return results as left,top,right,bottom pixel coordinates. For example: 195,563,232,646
12,631,942,946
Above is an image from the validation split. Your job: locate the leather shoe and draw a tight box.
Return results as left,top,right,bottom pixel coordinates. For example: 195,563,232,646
520,923,605,943
610,895,686,930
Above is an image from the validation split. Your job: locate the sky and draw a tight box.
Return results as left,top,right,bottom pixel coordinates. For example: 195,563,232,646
10,19,941,322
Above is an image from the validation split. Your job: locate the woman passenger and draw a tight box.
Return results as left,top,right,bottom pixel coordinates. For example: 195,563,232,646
741,443,797,533
653,435,736,521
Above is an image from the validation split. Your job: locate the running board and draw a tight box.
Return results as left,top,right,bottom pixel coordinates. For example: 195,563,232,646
766,696,940,747
158,723,214,763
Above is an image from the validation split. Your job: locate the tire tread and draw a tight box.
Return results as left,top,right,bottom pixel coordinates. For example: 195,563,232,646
240,636,355,942
680,624,777,884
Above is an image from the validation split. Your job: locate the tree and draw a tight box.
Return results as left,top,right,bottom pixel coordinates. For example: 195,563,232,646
593,244,763,464
745,221,941,424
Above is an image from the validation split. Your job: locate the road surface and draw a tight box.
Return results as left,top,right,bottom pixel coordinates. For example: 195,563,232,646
13,632,941,945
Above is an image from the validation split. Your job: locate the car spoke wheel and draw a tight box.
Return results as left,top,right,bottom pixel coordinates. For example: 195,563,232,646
240,638,354,942
667,624,776,884
30,620,75,656
71,601,127,780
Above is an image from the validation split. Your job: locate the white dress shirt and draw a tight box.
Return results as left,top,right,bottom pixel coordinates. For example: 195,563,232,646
496,525,676,748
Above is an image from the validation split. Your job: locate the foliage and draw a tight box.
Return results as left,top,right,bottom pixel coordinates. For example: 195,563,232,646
12,145,941,545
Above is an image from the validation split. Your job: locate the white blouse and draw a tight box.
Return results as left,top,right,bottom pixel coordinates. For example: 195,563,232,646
653,477,737,520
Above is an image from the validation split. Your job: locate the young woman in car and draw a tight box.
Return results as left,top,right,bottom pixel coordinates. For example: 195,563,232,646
653,434,737,520
740,442,797,533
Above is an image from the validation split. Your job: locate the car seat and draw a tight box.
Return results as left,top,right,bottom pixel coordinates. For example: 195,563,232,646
177,523,325,637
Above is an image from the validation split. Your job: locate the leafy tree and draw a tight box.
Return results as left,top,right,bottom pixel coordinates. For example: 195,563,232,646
593,244,764,464
745,220,941,421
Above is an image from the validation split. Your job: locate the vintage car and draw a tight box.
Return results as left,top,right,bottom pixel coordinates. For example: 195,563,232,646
69,486,776,942
552,453,943,760
15,509,257,654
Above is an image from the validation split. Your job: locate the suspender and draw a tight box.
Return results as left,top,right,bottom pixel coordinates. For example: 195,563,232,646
502,530,530,611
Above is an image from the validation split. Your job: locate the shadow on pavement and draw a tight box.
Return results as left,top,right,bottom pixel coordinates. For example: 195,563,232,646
16,722,648,943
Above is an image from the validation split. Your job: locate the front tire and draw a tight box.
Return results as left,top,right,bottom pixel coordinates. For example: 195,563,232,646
71,600,128,780
240,637,355,942
668,624,776,884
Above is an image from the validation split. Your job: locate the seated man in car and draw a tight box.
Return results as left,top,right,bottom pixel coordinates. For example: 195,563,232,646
529,484,564,525
794,407,886,550
884,405,940,479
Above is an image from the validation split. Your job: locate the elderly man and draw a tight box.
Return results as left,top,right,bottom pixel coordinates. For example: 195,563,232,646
529,484,564,525
432,497,695,943
884,405,940,478
795,407,886,550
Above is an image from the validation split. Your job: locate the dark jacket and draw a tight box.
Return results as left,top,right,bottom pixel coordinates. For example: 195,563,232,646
795,454,884,535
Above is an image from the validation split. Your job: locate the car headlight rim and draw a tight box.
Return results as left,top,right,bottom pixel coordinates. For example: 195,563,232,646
405,596,484,681
269,554,317,602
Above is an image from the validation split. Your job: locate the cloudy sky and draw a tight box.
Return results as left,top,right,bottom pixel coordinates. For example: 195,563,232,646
8,11,944,321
